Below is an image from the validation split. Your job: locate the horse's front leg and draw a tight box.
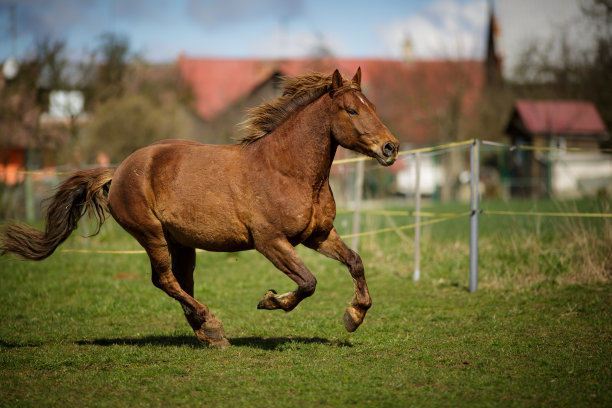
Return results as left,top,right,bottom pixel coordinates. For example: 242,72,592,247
255,238,317,312
304,228,372,332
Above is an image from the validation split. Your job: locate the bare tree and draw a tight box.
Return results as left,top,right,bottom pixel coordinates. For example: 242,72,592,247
511,0,612,131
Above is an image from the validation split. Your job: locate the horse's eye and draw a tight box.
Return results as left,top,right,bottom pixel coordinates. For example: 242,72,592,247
346,108,358,116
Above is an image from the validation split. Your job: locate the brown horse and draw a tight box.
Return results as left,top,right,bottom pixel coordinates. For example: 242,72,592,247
1,68,399,349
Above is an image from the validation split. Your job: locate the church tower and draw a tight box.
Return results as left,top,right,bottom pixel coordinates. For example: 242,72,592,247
484,0,503,87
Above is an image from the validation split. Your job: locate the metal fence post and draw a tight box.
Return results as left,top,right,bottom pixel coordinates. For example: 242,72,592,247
351,159,365,251
469,139,480,293
413,152,421,281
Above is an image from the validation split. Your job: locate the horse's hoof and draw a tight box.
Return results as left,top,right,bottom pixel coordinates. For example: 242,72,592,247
194,329,230,349
208,337,231,350
257,289,279,310
343,306,365,333
203,319,226,340
191,316,230,349
195,332,230,349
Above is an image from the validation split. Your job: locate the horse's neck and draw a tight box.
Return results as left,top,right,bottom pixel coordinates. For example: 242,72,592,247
258,95,337,184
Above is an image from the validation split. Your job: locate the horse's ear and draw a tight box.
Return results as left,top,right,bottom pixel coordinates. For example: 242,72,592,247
352,67,362,86
331,69,343,93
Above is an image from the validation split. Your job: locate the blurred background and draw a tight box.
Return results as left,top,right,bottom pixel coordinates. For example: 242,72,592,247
0,0,611,219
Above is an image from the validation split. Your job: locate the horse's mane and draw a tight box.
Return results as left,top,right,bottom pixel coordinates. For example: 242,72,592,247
239,72,360,146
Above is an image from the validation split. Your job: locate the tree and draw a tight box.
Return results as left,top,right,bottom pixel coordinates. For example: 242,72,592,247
510,0,612,131
581,0,612,132
84,93,192,163
35,38,70,90
91,33,132,104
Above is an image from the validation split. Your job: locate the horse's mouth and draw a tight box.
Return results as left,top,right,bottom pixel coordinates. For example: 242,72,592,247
374,153,397,167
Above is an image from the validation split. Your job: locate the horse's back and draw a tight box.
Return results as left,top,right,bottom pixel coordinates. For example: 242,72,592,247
112,140,241,187
108,141,252,251
151,139,203,147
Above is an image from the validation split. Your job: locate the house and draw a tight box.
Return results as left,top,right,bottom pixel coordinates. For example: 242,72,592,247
0,59,90,219
505,100,610,197
0,60,87,184
0,61,42,186
177,55,486,148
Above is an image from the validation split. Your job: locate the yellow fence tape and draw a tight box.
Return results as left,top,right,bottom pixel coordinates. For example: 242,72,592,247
337,209,468,217
482,210,612,218
61,249,147,254
339,211,470,239
332,140,474,165
3,139,610,175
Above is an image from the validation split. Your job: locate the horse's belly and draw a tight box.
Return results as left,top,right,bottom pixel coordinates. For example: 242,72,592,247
164,216,253,252
160,200,253,251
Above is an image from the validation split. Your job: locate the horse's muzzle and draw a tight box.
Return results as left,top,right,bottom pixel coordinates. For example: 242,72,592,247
384,142,396,157
375,140,399,166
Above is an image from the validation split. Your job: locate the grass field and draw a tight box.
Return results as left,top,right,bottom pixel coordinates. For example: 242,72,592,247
1,198,610,407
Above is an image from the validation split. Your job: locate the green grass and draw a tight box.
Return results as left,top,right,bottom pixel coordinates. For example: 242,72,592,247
1,198,611,407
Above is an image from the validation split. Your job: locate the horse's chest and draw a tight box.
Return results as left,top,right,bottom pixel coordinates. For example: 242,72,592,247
286,190,335,242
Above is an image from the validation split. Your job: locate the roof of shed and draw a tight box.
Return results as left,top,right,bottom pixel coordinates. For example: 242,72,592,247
512,100,607,136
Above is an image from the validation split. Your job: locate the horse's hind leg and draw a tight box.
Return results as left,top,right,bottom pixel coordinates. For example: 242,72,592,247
125,219,229,349
168,241,229,349
304,228,372,332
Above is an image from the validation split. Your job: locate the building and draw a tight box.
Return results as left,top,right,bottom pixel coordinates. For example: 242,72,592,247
506,100,610,197
177,56,486,148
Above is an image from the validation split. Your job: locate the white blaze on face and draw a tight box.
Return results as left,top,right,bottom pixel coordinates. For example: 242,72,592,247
357,94,367,106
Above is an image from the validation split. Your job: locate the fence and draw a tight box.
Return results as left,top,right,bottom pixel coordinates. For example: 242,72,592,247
1,139,611,292
330,139,611,292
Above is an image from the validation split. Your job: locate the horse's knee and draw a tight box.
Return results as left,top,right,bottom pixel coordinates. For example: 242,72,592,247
348,251,364,277
299,276,317,297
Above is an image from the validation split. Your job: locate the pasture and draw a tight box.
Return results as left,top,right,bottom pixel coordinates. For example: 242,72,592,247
1,198,610,407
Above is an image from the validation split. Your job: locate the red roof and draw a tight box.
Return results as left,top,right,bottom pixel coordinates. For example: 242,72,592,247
514,100,607,135
178,57,276,120
178,55,485,145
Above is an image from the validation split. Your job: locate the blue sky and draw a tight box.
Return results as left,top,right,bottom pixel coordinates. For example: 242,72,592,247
0,0,591,73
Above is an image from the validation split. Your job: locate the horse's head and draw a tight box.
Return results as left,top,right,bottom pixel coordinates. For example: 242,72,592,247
329,68,399,166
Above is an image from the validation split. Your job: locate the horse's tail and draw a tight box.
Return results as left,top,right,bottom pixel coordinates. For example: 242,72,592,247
1,167,115,261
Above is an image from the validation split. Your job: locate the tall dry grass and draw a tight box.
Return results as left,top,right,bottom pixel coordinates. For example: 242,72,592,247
349,198,612,290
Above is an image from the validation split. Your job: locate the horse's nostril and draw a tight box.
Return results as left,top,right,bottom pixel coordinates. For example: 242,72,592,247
383,142,395,157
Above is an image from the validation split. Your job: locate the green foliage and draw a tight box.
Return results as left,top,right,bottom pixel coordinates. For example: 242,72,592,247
80,32,195,163
0,199,610,407
84,93,192,162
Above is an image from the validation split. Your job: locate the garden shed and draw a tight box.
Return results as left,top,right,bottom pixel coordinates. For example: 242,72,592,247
505,100,610,198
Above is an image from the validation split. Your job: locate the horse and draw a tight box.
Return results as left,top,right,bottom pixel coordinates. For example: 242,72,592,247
1,68,399,349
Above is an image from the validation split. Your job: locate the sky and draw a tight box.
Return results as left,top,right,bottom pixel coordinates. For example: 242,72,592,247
0,0,595,76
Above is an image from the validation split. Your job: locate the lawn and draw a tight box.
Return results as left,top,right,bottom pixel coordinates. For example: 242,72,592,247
0,198,610,407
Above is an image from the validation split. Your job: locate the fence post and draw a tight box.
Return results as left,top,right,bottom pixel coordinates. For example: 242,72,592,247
413,152,421,281
351,159,365,251
469,139,480,293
